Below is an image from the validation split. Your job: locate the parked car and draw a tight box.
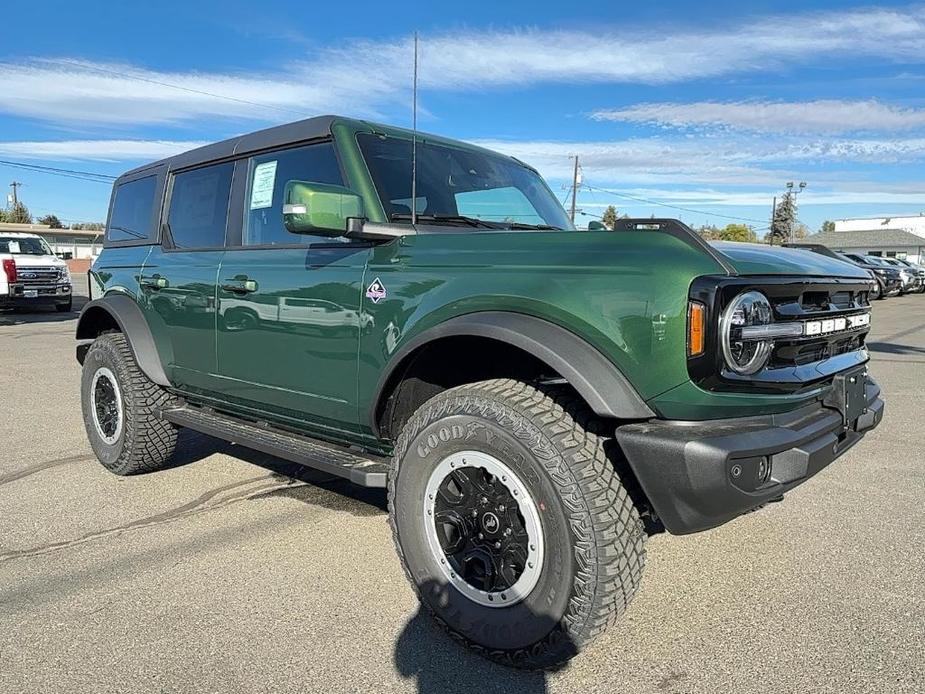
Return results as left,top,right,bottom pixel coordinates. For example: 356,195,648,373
75,116,884,669
784,243,901,299
843,254,918,295
0,232,73,312
880,257,925,293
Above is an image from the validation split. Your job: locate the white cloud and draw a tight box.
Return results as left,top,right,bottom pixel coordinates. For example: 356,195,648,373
579,188,925,208
476,133,925,183
591,100,925,135
0,139,207,162
1,5,925,126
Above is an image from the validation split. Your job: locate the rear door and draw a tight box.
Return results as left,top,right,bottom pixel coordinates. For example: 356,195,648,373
215,141,372,436
139,161,234,395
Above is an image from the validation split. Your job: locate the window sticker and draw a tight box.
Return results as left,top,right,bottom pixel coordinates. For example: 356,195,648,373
250,161,278,210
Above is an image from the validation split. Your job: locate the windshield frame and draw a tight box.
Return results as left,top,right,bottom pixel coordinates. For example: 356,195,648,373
355,132,574,232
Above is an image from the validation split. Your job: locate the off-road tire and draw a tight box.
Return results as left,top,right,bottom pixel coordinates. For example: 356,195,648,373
388,378,646,669
81,332,179,475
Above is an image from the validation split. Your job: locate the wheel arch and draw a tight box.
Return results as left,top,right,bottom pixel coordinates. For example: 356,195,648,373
371,311,654,439
75,294,171,387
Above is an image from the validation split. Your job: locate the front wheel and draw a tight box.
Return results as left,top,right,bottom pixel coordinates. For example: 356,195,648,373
389,379,646,669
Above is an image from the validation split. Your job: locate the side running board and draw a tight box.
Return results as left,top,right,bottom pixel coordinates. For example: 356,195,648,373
162,405,389,487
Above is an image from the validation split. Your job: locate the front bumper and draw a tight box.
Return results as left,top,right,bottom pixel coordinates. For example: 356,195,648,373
1,283,72,308
880,278,902,295
616,379,883,534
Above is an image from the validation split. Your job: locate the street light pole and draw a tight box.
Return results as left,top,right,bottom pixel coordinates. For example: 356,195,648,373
785,181,807,243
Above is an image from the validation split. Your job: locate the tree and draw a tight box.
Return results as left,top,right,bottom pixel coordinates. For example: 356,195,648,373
719,223,757,243
601,205,619,230
696,225,723,240
820,220,835,233
768,192,796,245
37,214,63,229
792,223,810,240
71,222,105,231
1,201,33,225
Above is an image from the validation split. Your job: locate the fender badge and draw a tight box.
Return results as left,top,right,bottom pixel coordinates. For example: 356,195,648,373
366,277,387,304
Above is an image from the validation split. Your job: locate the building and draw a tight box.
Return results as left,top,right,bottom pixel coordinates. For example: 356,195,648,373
833,214,925,238
0,222,102,259
799,228,925,263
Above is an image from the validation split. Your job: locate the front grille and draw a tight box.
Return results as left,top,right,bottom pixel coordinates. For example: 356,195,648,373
771,332,865,368
16,266,63,288
688,275,874,393
767,286,870,371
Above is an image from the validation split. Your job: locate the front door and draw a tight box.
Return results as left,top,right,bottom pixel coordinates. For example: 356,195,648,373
215,142,371,437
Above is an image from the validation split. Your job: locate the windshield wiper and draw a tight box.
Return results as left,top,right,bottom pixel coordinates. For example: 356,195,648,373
390,213,500,229
506,222,562,231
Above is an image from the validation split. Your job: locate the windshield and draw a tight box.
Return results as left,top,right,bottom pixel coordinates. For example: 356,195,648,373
0,236,53,256
357,134,573,231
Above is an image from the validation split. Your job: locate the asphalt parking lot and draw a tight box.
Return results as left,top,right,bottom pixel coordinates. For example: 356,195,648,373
1,276,922,694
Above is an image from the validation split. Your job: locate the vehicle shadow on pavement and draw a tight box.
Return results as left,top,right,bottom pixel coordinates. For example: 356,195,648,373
393,584,555,694
866,341,925,357
225,445,389,516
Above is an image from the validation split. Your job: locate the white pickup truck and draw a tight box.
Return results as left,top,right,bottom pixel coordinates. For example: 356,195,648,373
0,232,73,312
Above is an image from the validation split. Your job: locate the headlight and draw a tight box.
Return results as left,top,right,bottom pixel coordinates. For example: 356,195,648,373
720,291,774,375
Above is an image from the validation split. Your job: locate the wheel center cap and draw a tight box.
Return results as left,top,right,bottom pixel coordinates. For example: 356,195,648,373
481,512,500,534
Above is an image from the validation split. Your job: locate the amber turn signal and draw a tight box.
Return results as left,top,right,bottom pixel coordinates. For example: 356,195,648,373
688,301,705,357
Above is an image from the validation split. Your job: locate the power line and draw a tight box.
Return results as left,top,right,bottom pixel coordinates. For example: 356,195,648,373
584,184,770,225
0,159,116,184
46,59,309,119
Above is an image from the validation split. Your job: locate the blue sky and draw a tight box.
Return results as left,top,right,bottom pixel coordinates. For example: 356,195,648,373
2,0,924,232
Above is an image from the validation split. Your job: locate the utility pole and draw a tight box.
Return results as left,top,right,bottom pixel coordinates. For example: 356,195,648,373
569,155,580,224
9,181,23,207
770,196,776,245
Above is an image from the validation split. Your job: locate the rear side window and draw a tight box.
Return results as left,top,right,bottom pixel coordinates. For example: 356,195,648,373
107,175,157,243
167,162,234,249
243,142,344,246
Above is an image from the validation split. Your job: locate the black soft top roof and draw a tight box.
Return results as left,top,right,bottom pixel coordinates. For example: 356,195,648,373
118,115,339,181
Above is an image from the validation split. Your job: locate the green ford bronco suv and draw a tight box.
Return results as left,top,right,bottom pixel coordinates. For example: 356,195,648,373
76,115,884,668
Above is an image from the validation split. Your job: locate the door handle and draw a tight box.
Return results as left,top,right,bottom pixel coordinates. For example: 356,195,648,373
221,277,258,294
140,274,168,290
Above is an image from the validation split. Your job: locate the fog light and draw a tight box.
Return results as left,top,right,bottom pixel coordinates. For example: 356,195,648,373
757,457,771,483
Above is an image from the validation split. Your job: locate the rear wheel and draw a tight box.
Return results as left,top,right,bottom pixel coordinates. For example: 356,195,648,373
389,379,646,669
80,332,179,475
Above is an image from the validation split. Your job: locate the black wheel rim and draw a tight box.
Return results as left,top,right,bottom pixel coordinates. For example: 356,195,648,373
433,466,530,593
424,451,544,607
91,368,122,443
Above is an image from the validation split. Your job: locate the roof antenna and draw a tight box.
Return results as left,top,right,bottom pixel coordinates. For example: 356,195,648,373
411,31,419,226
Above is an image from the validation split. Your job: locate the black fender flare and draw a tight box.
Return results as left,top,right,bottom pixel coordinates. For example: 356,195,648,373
75,295,171,387
371,311,654,434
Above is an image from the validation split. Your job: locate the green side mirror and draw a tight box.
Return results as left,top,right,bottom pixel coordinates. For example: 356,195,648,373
587,221,606,231
282,181,364,235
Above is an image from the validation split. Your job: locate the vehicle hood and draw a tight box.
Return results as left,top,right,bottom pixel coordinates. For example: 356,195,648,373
710,241,870,279
7,254,66,268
